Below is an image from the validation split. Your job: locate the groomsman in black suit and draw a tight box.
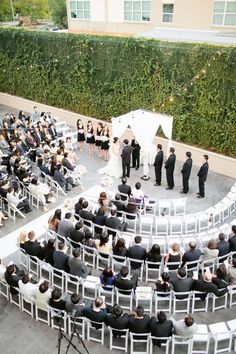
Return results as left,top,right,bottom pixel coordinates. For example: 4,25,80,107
165,147,176,190
180,151,193,194
153,144,163,186
131,138,141,170
121,139,132,178
197,155,209,198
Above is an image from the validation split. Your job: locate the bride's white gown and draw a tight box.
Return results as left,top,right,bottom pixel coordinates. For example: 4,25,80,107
99,143,122,178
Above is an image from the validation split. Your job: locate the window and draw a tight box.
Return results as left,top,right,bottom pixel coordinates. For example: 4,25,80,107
213,1,236,26
162,4,174,23
70,1,90,20
124,1,151,22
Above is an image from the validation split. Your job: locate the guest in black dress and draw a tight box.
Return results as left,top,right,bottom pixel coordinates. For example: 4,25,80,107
146,244,162,268
113,238,128,259
165,243,182,270
95,122,103,157
77,119,85,151
101,125,110,161
86,120,95,155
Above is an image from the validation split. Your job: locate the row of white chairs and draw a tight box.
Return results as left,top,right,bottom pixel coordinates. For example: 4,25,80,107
0,280,235,354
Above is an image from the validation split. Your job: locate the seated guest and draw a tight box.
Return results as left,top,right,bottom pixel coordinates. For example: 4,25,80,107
125,197,138,219
128,235,146,269
228,258,236,285
105,304,129,336
74,197,85,218
191,271,228,299
150,311,173,347
37,157,51,176
18,274,38,300
105,207,124,236
100,267,116,289
201,239,219,263
229,225,236,252
170,267,193,296
28,177,53,212
49,288,66,310
81,230,96,248
35,280,51,311
98,191,109,208
118,177,132,201
44,239,56,266
6,187,32,213
155,272,173,295
48,209,62,233
113,238,128,258
5,264,25,294
146,244,162,267
65,292,84,317
17,231,27,250
82,297,107,327
24,231,45,260
0,180,10,199
181,241,202,268
112,193,125,217
95,233,112,255
165,243,182,270
212,265,229,289
53,164,71,192
217,233,230,258
114,266,138,293
128,306,150,337
57,212,74,239
94,206,107,234
170,315,198,336
68,248,90,278
79,200,95,226
53,241,69,272
70,221,85,247
132,182,145,202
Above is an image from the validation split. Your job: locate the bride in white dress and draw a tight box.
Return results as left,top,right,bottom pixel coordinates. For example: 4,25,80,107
99,137,122,178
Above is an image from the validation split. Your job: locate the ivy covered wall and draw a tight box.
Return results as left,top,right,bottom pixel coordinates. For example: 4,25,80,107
0,28,236,157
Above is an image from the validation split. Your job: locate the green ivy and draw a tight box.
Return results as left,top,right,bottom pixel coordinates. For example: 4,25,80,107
0,28,236,157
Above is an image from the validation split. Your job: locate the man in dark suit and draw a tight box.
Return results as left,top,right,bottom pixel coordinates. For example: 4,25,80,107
70,221,85,248
217,232,230,258
131,138,141,170
5,264,25,294
229,225,236,252
48,123,57,139
114,266,139,293
121,139,132,178
62,152,74,171
105,208,124,236
82,297,107,328
191,271,228,299
128,235,146,269
24,231,45,260
118,177,132,201
170,267,194,297
57,212,74,239
32,127,43,145
165,147,176,190
153,144,164,186
150,311,173,347
53,241,69,272
128,306,150,337
112,193,125,217
79,200,95,226
37,158,51,176
197,154,209,198
105,304,129,336
181,241,201,268
68,248,90,278
180,151,193,194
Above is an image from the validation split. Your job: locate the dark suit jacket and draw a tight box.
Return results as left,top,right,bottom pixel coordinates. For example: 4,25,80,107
153,150,163,168
105,216,123,231
171,275,194,294
217,241,230,257
229,236,236,252
53,250,69,272
70,229,84,247
62,157,74,171
39,164,51,176
114,275,137,292
131,140,141,156
24,240,45,260
181,249,202,266
121,145,132,164
105,313,129,335
118,184,132,200
54,170,66,188
79,209,95,224
197,162,209,182
150,318,173,346
68,257,90,278
82,307,107,328
128,245,146,268
128,314,150,335
181,158,192,178
5,271,21,288
191,279,228,298
165,153,176,172
32,132,42,145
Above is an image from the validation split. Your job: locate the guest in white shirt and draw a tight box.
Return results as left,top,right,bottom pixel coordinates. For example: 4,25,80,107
170,315,198,337
35,280,52,311
6,187,32,213
18,274,38,302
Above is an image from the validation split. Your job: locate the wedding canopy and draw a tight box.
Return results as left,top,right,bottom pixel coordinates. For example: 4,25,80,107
111,109,173,151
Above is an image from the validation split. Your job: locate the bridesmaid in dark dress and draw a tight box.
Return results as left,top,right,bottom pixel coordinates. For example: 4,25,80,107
101,124,110,161
95,122,103,157
77,119,85,151
165,242,182,270
86,120,95,155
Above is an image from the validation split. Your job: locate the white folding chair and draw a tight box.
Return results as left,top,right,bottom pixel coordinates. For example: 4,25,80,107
80,275,100,300
21,294,35,318
81,244,97,268
28,256,40,277
51,267,65,292
191,291,210,313
0,279,10,300
169,217,183,235
38,260,52,285
154,216,168,237
130,332,150,354
206,206,221,227
139,214,154,235
108,326,129,352
85,318,105,345
211,292,228,311
184,214,197,234
228,285,236,307
123,212,138,233
96,250,110,271
192,324,210,354
172,291,192,314
35,304,50,325
149,336,171,354
64,273,80,295
9,288,21,308
197,213,209,232
111,254,128,273
227,319,236,352
49,307,67,333
154,291,172,313
68,315,85,340
97,284,115,306
18,248,29,270
144,198,157,216
172,198,187,216
127,258,144,281
135,286,153,313
158,200,171,217
115,288,134,311
145,260,163,283
171,335,193,354
221,196,235,216
209,321,232,354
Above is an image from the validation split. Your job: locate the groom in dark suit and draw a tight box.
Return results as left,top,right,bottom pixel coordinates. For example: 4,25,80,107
121,139,132,178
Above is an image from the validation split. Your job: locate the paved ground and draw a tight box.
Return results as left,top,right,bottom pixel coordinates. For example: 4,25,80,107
0,103,236,353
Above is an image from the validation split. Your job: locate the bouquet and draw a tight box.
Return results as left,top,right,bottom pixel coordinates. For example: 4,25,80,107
63,198,75,211
100,175,113,188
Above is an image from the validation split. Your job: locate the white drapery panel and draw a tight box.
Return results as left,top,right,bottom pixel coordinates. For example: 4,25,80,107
112,109,173,153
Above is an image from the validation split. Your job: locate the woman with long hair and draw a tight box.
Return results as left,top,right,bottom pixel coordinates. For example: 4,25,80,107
86,120,95,155
48,209,62,232
100,125,110,161
77,119,85,152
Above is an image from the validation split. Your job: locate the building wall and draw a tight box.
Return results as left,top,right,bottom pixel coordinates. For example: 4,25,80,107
66,0,236,34
1,92,235,178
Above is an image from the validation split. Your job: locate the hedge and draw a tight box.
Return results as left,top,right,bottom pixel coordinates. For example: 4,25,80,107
0,28,236,157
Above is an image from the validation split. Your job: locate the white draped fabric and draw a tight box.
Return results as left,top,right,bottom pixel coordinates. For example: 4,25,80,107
112,109,173,154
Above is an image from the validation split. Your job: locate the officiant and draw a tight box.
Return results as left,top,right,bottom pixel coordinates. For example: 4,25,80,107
131,138,141,170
